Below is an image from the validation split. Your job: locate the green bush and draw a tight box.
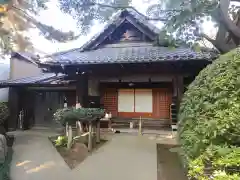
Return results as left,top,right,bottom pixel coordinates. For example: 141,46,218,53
53,107,105,126
188,145,240,179
178,48,240,178
53,107,72,126
0,102,9,125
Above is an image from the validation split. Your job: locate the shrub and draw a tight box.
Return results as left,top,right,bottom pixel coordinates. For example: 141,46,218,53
0,102,9,125
53,107,105,126
188,145,240,179
178,48,240,178
54,136,68,147
53,107,72,126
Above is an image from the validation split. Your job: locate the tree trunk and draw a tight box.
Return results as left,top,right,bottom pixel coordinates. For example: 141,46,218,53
77,121,83,135
67,125,73,149
96,120,100,143
88,122,93,151
66,122,69,137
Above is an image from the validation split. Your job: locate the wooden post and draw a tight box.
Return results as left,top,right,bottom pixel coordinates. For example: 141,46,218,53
66,122,69,137
88,122,93,151
108,119,112,130
92,121,97,148
76,73,89,108
96,120,101,143
138,116,143,136
173,75,184,111
77,121,83,135
67,125,73,149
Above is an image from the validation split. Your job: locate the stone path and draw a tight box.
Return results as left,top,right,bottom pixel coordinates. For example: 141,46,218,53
8,130,159,180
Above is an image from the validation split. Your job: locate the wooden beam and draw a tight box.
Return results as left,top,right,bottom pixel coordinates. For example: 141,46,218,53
76,73,89,107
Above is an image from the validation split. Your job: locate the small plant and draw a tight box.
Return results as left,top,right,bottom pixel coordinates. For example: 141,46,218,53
54,136,67,147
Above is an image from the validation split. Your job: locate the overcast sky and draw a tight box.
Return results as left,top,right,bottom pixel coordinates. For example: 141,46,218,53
28,0,215,55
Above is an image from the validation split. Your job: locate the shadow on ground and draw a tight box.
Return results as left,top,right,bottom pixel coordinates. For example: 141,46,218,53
0,135,14,180
157,144,188,180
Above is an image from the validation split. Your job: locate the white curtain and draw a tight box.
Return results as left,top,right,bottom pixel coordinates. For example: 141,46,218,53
118,89,134,112
135,89,153,113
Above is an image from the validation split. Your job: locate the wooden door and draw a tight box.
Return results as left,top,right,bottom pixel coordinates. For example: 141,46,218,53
153,88,172,119
103,88,118,117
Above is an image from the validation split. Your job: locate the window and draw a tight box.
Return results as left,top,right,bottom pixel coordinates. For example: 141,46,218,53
135,89,152,113
118,89,134,112
118,89,153,113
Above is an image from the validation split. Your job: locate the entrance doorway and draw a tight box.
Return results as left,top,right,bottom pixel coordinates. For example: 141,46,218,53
34,91,63,128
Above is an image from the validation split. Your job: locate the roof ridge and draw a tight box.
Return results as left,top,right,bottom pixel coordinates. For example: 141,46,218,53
42,8,160,60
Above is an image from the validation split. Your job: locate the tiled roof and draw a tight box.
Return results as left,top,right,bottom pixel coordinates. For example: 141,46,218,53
0,73,66,87
12,52,40,65
41,43,218,65
43,8,160,59
40,8,218,66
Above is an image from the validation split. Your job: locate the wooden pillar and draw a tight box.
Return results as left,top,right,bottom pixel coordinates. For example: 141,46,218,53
138,116,143,136
92,121,97,148
88,76,100,96
96,120,100,143
76,73,89,108
172,75,184,106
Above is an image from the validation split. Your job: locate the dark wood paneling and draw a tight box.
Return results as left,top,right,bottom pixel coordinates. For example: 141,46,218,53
65,91,76,107
76,74,89,107
8,87,19,131
101,86,172,120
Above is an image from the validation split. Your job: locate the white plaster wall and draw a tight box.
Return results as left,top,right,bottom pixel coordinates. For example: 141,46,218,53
10,57,42,80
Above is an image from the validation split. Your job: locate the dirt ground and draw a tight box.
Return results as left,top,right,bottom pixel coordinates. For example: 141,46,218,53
49,136,108,169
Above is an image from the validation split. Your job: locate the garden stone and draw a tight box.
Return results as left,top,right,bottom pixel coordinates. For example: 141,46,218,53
0,134,7,163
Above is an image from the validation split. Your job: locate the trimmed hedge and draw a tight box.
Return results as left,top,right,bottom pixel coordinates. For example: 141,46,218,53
178,49,240,178
54,107,105,126
0,102,8,125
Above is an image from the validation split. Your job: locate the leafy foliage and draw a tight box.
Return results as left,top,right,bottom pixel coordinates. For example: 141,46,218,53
0,102,9,125
188,145,240,179
53,107,71,126
54,107,105,126
54,135,68,147
0,0,81,52
178,48,240,178
0,0,239,53
58,0,132,34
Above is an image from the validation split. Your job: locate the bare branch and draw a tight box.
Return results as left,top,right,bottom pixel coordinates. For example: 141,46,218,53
219,0,240,38
201,33,235,53
10,5,80,42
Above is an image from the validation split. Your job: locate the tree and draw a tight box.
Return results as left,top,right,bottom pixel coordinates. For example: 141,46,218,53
153,0,240,53
0,0,80,53
2,0,239,54
0,0,177,52
55,0,240,54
